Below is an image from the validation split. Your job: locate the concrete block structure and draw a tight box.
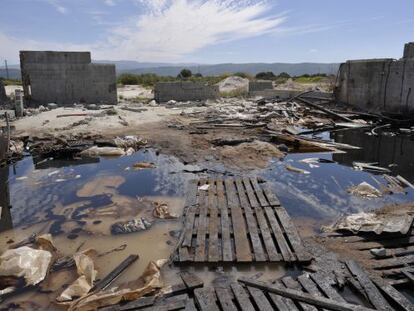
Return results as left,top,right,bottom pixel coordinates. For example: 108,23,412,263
335,43,414,114
248,80,273,93
154,81,219,102
20,51,117,106
0,80,7,104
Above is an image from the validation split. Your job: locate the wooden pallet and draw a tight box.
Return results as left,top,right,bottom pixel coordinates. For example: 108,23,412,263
329,225,414,285
174,177,312,263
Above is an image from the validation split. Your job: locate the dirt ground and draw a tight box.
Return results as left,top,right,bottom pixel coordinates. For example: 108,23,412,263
9,103,284,171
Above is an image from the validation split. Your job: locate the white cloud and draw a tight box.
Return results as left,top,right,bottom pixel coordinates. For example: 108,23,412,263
104,0,116,6
103,0,286,60
1,0,286,62
45,0,68,14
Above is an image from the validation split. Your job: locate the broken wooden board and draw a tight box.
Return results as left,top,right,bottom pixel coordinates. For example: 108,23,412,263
100,271,413,311
328,223,414,285
174,178,312,263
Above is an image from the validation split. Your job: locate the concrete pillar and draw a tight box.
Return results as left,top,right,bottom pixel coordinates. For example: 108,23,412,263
403,42,414,59
15,89,24,117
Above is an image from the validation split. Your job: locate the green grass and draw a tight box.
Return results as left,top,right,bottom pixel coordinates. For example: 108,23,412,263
293,76,325,83
1,78,21,86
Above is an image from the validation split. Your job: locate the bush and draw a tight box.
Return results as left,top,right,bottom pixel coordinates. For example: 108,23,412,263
278,72,291,79
177,69,192,79
255,72,276,80
233,72,252,79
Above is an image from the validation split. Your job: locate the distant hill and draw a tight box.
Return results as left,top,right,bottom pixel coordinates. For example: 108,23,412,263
118,62,340,77
0,61,340,79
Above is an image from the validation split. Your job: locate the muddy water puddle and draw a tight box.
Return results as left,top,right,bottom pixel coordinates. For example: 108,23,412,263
1,128,414,308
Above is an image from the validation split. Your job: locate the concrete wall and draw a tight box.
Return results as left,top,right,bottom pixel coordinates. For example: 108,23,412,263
335,43,414,114
0,80,7,104
154,81,219,102
404,42,414,59
20,51,117,106
249,80,273,93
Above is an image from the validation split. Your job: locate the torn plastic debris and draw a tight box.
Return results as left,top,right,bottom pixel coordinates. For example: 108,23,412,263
322,210,414,235
198,184,209,191
0,246,52,286
347,182,382,198
111,218,152,235
153,202,178,219
57,252,97,302
113,136,147,149
80,147,126,157
67,259,167,311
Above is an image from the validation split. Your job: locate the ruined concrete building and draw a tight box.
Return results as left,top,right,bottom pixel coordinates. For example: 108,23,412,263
0,80,7,104
154,81,219,102
335,42,414,114
20,51,117,106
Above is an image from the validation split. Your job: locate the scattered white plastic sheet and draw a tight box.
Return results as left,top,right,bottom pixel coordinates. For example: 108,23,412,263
0,246,52,286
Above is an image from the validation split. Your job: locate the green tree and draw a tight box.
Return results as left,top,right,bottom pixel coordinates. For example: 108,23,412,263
278,72,291,79
177,69,192,79
255,72,276,80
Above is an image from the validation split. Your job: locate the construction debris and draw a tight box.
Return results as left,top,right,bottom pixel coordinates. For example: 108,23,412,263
347,182,382,198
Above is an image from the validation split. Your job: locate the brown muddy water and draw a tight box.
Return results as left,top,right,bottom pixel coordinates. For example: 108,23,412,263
1,129,414,309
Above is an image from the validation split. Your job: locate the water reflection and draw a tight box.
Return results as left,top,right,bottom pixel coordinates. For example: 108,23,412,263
332,129,414,182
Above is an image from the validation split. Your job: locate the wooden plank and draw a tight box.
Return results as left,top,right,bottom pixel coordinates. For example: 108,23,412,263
243,177,260,208
297,274,329,311
235,179,266,262
143,295,188,311
195,180,208,262
180,272,204,289
100,296,155,311
234,178,250,208
230,283,255,311
346,260,394,311
262,184,281,206
247,286,274,311
267,291,292,311
274,206,312,262
91,254,138,292
217,179,233,262
250,178,268,207
281,277,317,311
182,207,197,247
231,205,253,262
224,179,239,208
208,179,220,262
254,205,281,261
264,206,294,261
238,278,375,311
372,277,414,311
215,287,238,311
178,246,190,262
271,280,300,311
194,287,220,311
184,299,197,311
309,273,346,303
185,179,198,208
371,254,414,269
225,179,252,262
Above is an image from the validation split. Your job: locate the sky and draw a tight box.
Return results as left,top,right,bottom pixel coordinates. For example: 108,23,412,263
1,0,414,65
